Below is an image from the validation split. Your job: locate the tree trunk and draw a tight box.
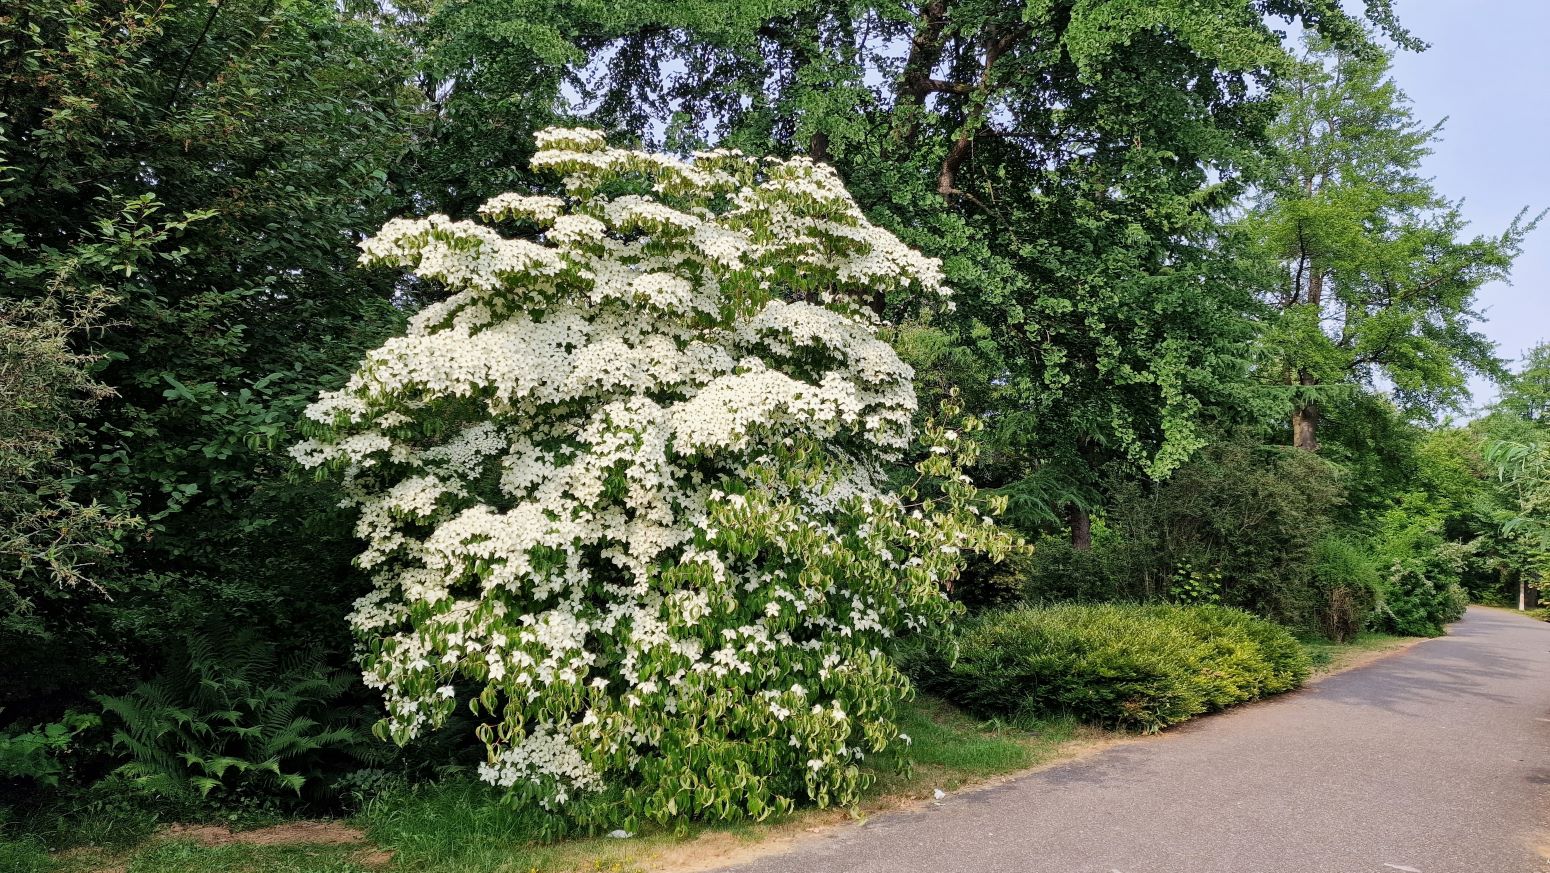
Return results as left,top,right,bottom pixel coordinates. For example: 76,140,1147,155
1292,377,1319,452
1068,504,1092,551
936,26,1024,202
808,130,830,164
1290,267,1324,451
891,0,950,150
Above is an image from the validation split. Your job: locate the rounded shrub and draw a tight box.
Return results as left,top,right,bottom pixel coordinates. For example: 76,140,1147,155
1378,560,1468,637
906,603,1310,733
1138,605,1309,697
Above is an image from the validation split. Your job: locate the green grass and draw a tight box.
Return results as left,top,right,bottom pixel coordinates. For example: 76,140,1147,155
122,841,371,873
0,834,55,873
0,831,381,873
0,835,376,873
1299,630,1411,674
865,697,1081,795
358,778,601,873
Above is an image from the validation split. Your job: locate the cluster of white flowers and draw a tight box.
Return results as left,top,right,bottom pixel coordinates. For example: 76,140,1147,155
478,722,603,808
294,129,1001,826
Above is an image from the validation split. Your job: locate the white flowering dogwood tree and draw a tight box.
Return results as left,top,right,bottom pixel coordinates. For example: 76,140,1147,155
294,128,1013,827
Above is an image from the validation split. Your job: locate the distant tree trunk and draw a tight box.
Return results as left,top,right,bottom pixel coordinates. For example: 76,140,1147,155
1068,504,1092,551
808,130,829,164
1292,373,1320,452
1291,268,1323,452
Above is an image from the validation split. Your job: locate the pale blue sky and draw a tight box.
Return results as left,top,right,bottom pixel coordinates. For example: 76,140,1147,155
1381,1,1549,409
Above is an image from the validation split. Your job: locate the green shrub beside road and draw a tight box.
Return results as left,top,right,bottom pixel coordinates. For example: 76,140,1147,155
905,604,1311,733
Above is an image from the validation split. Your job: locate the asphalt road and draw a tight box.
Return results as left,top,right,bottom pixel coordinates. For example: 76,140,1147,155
717,607,1550,873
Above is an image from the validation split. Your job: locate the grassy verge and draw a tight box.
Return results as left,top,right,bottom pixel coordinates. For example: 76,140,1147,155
0,630,1413,873
1299,630,1416,677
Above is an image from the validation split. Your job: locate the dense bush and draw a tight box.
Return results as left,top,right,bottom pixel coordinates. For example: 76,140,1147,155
905,604,1309,733
0,713,99,792
1016,437,1348,631
1309,537,1382,641
1016,533,1134,604
1377,556,1470,637
0,0,420,803
0,295,139,609
1368,503,1471,636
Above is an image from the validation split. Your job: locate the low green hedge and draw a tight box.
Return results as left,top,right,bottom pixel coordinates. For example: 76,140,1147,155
903,603,1311,733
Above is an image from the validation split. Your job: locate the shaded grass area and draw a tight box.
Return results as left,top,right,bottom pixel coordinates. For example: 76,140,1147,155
0,628,1401,873
124,841,368,873
0,838,369,873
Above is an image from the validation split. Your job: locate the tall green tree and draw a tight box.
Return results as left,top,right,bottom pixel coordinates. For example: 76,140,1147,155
350,0,595,217
1485,436,1550,594
1480,344,1550,599
1244,38,1539,452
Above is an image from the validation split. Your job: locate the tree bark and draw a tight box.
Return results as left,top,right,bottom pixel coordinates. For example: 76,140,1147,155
1068,504,1092,551
808,130,830,164
1292,372,1319,451
891,0,951,150
1291,264,1324,451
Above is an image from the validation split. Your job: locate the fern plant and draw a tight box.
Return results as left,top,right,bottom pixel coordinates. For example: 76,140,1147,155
97,632,385,803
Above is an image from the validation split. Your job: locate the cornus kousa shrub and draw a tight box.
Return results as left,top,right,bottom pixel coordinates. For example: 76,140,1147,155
293,128,1014,828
